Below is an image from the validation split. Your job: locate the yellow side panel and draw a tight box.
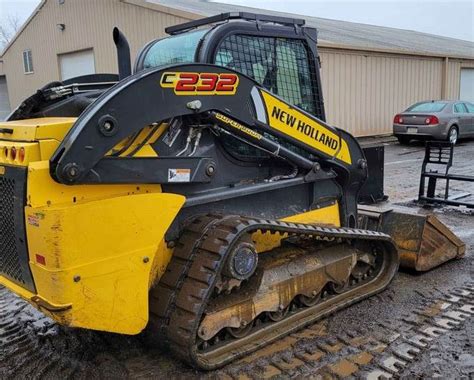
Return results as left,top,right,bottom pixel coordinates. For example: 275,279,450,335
0,117,76,142
260,90,352,164
25,193,185,334
39,139,61,161
27,161,162,207
254,203,341,252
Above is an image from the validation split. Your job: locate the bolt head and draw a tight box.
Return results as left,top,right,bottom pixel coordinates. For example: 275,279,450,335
73,275,81,282
63,163,81,181
143,256,150,263
206,164,216,176
186,100,202,111
359,159,368,170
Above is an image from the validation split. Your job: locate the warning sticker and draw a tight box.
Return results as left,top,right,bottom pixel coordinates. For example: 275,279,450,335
27,213,44,227
168,168,191,182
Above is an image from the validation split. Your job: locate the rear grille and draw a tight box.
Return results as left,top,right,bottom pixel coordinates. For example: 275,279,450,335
0,167,36,292
0,177,24,282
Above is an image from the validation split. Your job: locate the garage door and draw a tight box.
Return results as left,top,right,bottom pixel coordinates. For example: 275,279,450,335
59,49,95,81
0,76,11,121
460,68,474,103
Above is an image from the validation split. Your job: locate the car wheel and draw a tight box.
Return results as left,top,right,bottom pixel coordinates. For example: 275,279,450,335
447,126,458,145
397,136,411,145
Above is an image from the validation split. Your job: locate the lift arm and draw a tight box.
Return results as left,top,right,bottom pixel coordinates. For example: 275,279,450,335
50,63,367,187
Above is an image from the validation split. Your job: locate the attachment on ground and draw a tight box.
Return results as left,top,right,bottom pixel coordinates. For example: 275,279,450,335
358,204,465,271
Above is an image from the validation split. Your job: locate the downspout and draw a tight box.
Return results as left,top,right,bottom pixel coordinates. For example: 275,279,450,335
441,56,449,99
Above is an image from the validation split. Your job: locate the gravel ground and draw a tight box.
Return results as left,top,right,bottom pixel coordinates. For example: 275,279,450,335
1,138,473,379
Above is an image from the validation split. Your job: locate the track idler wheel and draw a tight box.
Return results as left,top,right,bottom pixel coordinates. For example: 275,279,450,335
267,305,290,322
298,291,322,307
223,242,258,281
328,281,348,294
227,322,253,339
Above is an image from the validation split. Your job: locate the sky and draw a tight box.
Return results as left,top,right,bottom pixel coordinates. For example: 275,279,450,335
0,0,473,42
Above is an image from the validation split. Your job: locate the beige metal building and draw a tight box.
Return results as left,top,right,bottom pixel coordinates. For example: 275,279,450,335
1,0,473,135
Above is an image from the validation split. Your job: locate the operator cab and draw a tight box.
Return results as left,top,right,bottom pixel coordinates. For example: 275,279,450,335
134,13,326,121
8,13,325,124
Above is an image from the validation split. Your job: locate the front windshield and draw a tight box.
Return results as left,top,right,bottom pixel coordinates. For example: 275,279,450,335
141,29,209,69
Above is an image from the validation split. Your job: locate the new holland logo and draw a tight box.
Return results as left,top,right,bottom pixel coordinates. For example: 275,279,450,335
260,90,352,165
160,72,239,95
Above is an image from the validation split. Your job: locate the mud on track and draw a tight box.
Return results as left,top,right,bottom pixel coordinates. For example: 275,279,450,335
1,140,473,379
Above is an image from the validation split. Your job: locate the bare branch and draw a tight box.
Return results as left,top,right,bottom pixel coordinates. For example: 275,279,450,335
0,13,22,49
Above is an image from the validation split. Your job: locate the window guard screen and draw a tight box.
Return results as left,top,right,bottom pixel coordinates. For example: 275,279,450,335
214,33,320,160
215,34,318,115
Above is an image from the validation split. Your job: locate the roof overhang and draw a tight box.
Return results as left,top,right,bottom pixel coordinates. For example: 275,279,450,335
2,0,473,61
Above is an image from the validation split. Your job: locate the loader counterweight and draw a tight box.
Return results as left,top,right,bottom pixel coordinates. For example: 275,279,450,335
0,118,185,334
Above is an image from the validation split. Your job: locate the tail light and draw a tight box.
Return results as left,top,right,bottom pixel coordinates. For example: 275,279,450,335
394,114,404,124
18,147,26,163
10,146,17,161
425,116,439,125
3,147,8,158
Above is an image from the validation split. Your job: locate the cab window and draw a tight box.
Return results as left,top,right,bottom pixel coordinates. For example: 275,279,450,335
214,34,317,160
141,29,208,69
215,34,317,114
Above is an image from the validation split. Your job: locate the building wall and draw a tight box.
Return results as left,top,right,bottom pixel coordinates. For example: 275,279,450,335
320,48,453,136
318,49,474,136
2,0,192,107
2,0,473,136
445,59,474,100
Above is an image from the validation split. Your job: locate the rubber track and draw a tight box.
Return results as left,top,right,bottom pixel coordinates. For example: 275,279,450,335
148,215,230,340
149,215,399,369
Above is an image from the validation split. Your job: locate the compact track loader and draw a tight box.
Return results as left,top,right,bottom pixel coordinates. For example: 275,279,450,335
0,13,464,369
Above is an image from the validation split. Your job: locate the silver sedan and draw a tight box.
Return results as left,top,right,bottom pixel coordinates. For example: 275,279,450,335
393,100,474,144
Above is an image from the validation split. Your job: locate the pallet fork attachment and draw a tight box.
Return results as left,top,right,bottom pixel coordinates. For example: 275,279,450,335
418,141,474,208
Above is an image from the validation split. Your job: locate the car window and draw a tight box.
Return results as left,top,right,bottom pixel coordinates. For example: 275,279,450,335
406,102,447,112
454,103,467,113
464,102,474,113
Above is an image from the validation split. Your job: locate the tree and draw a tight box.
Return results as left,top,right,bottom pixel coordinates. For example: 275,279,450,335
0,14,22,50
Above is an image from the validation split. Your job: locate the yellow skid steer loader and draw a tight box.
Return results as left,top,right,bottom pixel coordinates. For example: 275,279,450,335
0,13,464,369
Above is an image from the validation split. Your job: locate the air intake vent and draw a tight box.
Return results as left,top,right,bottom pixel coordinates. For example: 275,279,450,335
0,177,24,283
0,167,36,292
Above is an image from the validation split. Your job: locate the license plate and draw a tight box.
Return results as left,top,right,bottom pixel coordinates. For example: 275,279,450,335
407,127,417,134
